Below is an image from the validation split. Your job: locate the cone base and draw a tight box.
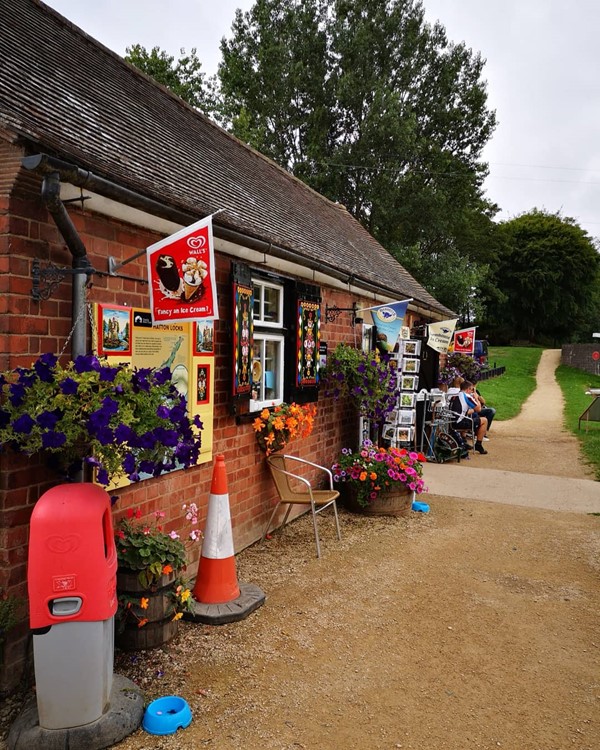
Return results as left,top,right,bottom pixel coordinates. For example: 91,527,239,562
184,582,266,625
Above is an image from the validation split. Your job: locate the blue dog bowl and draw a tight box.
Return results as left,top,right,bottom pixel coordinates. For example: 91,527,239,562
142,696,192,736
412,501,430,513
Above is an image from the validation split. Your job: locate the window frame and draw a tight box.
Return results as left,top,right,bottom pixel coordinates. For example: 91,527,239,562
250,276,286,412
253,278,284,329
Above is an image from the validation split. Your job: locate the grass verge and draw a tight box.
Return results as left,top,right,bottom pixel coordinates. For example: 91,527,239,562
555,364,600,480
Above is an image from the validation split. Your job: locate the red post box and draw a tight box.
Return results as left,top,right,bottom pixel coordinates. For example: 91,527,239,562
28,483,118,729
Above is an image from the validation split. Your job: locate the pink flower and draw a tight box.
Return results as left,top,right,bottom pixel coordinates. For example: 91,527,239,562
169,530,180,540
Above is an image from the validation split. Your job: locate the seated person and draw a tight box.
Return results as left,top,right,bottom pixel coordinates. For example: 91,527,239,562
446,375,464,397
449,380,489,454
472,384,496,440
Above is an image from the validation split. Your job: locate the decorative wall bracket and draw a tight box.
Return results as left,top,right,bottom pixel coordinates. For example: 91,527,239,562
31,258,95,301
324,301,361,325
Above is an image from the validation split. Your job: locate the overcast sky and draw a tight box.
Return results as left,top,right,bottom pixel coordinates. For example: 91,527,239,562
44,0,600,241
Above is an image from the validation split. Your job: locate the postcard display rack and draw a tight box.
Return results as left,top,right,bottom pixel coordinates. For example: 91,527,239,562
382,339,421,448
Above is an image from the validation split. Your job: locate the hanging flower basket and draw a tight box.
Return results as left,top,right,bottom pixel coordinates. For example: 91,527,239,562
0,353,202,486
252,402,316,456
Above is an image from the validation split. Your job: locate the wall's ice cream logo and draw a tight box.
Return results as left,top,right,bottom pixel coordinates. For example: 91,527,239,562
187,234,207,250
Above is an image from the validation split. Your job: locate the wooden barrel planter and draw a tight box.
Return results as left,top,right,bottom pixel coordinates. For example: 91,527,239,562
341,484,414,517
116,569,181,651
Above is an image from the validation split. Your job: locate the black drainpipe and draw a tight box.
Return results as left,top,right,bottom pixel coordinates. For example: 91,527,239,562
38,170,93,360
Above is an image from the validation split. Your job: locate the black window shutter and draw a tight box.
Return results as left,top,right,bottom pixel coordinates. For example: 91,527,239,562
231,262,254,406
286,280,321,404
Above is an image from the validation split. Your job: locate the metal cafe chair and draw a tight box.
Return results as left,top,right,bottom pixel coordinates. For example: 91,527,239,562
448,396,476,452
263,454,341,558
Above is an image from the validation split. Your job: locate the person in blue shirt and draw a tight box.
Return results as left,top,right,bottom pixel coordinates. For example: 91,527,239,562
450,380,489,454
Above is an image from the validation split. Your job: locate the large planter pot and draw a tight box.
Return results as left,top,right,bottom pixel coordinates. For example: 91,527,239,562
341,484,414,518
116,569,180,651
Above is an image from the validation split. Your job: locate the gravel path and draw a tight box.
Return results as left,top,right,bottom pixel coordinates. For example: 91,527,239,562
2,349,599,750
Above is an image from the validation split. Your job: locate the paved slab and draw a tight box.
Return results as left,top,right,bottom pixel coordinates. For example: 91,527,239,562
424,462,600,513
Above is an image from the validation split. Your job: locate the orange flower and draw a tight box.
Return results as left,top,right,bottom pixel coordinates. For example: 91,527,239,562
273,416,286,430
162,564,173,575
137,618,148,628
252,417,265,432
140,597,149,610
260,409,270,420
369,472,377,481
359,471,367,481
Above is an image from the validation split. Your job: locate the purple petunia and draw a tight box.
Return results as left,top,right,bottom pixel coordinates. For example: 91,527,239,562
73,355,101,374
36,411,60,429
12,414,35,433
9,383,26,407
41,431,67,449
153,367,171,385
59,378,79,395
99,367,118,382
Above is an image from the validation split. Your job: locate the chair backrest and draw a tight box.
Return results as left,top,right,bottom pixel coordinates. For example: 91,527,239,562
266,454,297,502
448,394,461,416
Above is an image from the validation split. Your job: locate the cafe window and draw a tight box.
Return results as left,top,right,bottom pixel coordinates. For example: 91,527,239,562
251,278,285,410
231,262,320,413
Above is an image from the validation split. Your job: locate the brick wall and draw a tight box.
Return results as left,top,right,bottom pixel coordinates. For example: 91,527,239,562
0,142,362,693
561,344,600,376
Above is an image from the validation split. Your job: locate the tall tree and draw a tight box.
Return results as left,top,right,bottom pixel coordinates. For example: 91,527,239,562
486,210,600,343
124,45,217,114
218,0,497,262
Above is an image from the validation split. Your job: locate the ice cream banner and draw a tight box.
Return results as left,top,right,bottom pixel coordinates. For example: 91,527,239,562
453,326,476,354
361,299,411,353
427,319,458,353
146,215,219,324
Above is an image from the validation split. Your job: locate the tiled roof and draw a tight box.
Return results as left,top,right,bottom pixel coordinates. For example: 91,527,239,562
0,0,453,317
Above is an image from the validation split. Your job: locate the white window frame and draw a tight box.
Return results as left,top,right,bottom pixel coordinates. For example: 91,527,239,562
250,277,286,412
253,278,283,329
250,332,285,411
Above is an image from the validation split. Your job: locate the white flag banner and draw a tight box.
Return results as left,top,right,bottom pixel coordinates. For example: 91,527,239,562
427,319,458,353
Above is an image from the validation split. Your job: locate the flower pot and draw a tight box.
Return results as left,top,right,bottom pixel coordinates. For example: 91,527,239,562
341,484,414,518
116,569,180,651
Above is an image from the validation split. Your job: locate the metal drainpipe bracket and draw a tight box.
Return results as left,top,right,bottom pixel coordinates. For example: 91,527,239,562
31,258,95,302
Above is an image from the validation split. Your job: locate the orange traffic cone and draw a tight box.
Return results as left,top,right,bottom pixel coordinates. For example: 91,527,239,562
192,454,240,604
188,454,265,624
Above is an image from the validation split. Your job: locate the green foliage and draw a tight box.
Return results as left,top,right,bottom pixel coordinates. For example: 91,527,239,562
115,512,190,589
125,44,218,114
218,0,498,315
322,343,397,427
439,352,482,384
485,210,600,344
555,365,600,480
393,244,491,322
